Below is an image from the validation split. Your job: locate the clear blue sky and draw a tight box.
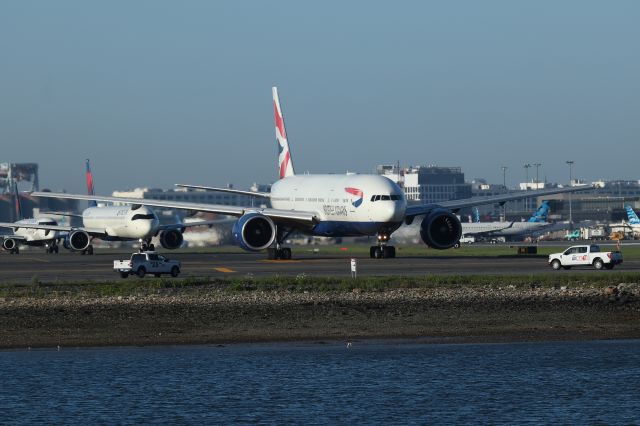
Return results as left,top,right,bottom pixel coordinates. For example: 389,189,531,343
2,1,639,193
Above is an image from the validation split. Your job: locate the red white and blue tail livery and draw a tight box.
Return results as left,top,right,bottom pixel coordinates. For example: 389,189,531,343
273,87,295,179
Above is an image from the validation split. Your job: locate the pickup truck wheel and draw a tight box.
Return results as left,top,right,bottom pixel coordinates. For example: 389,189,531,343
120,272,129,279
551,260,561,270
136,267,146,278
171,266,180,277
593,258,604,270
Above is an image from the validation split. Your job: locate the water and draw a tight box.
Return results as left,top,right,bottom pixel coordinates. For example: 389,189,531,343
1,340,639,424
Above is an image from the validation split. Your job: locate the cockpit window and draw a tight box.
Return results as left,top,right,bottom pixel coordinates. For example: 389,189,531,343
131,214,156,221
370,194,400,202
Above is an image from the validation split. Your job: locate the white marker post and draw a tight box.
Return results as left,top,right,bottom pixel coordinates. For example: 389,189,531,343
350,258,357,278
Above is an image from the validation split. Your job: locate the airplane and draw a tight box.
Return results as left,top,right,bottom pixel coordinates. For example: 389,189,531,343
460,201,551,240
9,159,220,254
0,180,61,254
624,205,640,237
30,87,593,259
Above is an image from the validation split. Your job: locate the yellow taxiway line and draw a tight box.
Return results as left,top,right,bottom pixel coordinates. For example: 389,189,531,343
214,267,236,273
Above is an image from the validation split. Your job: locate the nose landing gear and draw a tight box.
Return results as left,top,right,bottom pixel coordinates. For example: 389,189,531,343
369,232,396,259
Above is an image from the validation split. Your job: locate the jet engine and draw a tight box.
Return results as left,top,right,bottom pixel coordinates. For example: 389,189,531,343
232,213,276,251
2,238,17,251
159,229,184,250
419,209,462,250
65,230,91,251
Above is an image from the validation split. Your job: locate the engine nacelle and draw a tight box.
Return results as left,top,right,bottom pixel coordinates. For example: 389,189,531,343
419,209,462,250
2,238,17,251
232,213,276,251
159,229,184,250
66,230,91,251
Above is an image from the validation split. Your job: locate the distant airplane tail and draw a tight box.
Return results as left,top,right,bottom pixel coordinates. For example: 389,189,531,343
273,87,295,180
473,207,480,223
528,201,549,223
625,205,640,225
86,159,97,208
13,180,23,221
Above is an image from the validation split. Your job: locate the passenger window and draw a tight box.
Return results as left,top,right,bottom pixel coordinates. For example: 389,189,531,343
148,254,159,261
579,247,587,254
591,245,600,252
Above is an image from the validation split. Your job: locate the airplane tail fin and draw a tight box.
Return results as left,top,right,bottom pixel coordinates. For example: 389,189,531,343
528,201,549,223
13,180,23,221
273,87,295,179
86,159,97,208
625,205,640,225
473,207,480,223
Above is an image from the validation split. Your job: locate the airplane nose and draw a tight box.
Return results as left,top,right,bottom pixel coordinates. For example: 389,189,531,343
381,203,405,223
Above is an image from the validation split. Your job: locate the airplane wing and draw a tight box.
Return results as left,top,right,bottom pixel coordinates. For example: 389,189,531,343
31,192,318,226
405,185,593,220
0,233,26,240
174,184,271,198
156,218,237,232
40,211,85,218
0,222,105,235
462,222,515,237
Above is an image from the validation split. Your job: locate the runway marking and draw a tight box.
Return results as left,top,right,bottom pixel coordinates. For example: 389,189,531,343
260,260,304,263
214,267,236,273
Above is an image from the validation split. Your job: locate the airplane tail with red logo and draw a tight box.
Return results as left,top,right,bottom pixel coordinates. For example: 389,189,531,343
273,87,295,179
12,179,23,221
86,159,97,208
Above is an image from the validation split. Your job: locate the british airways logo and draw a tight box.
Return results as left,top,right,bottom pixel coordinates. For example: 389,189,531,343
345,187,364,208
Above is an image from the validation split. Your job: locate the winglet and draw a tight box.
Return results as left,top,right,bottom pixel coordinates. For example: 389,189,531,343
273,87,295,179
86,159,97,208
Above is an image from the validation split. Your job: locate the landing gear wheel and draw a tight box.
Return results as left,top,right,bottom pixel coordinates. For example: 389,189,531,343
148,243,155,251
383,246,396,258
136,267,146,278
10,247,19,254
281,248,292,260
171,266,180,277
53,244,59,254
141,243,148,252
373,247,383,259
87,245,94,255
454,242,461,249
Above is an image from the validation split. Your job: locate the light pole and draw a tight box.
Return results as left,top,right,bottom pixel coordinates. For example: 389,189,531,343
501,166,508,220
533,163,542,189
524,163,531,189
566,160,574,227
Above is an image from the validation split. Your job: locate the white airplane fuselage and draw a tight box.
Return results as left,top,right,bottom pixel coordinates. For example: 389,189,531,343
13,218,60,243
270,174,407,237
82,205,160,240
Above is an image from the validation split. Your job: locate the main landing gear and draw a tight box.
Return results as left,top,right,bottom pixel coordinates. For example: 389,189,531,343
46,242,59,254
81,245,94,255
10,246,19,254
267,227,292,260
369,232,396,259
139,239,155,252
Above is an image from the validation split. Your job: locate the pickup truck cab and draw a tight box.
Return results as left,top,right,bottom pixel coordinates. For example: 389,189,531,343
548,244,623,270
114,251,181,278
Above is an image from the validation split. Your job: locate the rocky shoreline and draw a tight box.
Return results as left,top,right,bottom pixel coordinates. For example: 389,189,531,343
1,284,639,349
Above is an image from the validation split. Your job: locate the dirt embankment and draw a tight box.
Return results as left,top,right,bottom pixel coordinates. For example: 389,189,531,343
1,285,639,349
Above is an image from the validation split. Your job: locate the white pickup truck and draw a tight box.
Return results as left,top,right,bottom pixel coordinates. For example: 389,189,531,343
114,251,181,278
548,244,623,270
